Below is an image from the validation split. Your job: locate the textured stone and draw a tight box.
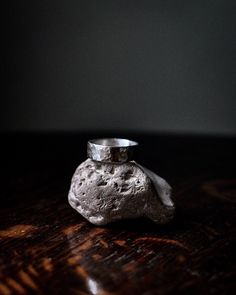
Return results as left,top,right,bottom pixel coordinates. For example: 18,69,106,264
68,159,174,225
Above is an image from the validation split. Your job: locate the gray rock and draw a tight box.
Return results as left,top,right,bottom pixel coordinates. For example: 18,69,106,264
68,159,174,225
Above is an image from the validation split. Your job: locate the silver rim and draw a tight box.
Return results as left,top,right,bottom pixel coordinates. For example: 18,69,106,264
87,138,138,163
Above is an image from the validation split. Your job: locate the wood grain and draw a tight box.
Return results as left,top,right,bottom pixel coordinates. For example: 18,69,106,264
0,133,235,294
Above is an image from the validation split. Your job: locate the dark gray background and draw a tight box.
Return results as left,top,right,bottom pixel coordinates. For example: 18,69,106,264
3,0,236,134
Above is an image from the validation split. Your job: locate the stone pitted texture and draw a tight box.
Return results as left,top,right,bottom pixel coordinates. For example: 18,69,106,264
68,159,174,225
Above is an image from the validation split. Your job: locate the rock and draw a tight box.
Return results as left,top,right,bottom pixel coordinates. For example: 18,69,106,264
68,159,174,225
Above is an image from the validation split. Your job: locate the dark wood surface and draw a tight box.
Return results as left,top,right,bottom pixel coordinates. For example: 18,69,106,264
0,133,235,295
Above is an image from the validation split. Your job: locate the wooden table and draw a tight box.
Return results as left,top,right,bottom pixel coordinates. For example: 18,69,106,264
0,133,235,295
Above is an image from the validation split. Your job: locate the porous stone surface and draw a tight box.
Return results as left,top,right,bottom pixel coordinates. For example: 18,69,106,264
68,159,174,225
